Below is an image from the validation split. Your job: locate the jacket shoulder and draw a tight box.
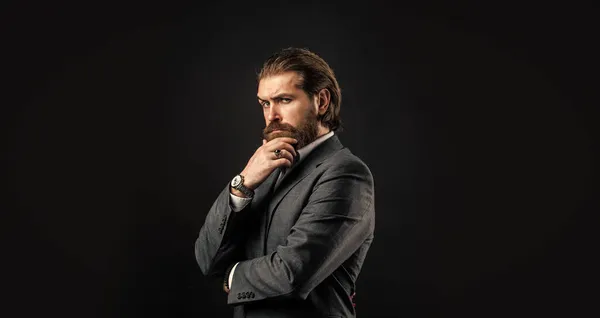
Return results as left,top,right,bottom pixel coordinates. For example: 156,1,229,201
320,147,374,180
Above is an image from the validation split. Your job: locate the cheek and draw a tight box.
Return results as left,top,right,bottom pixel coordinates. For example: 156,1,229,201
284,112,302,126
288,102,308,120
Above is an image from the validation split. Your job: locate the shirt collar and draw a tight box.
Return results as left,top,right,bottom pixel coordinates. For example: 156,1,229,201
296,130,334,166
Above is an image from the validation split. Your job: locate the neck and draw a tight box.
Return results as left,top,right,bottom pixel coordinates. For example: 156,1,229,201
316,125,331,138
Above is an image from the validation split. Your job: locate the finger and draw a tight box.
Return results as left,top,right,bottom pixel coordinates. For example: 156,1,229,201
275,149,294,163
273,157,293,169
271,141,298,158
279,143,298,158
270,148,293,162
262,139,267,145
264,142,296,159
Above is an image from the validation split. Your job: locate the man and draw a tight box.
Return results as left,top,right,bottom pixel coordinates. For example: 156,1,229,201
195,47,375,317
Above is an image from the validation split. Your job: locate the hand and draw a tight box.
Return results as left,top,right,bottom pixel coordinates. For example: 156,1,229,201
223,281,230,294
239,137,298,190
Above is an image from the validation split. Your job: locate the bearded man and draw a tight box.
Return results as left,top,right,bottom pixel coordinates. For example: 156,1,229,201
195,47,375,318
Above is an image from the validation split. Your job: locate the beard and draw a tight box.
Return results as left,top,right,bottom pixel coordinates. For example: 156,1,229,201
262,110,319,150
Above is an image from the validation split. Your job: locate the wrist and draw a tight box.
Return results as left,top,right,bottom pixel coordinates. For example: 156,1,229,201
239,171,257,190
223,263,235,294
230,174,255,198
230,187,249,198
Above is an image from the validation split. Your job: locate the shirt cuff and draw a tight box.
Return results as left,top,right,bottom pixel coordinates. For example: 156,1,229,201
229,262,239,289
229,193,252,212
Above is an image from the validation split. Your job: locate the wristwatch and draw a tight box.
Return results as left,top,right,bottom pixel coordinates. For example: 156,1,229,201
230,174,254,198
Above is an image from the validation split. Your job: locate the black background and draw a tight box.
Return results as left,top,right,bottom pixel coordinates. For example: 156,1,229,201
5,1,598,317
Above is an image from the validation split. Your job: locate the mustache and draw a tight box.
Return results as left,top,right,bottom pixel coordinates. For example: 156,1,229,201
264,122,297,134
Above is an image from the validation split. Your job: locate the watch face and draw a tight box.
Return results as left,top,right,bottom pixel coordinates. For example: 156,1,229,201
231,175,242,187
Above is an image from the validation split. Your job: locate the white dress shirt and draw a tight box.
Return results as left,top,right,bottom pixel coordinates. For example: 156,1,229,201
227,131,335,289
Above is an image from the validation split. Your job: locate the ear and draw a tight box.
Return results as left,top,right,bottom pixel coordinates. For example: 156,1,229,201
315,88,331,115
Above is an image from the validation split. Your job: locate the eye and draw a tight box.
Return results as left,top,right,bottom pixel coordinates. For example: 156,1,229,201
281,98,292,104
260,100,270,108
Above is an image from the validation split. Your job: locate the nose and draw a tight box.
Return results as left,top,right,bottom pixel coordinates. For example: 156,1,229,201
267,103,281,122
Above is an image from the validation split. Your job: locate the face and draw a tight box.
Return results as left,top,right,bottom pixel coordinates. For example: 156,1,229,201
258,71,320,149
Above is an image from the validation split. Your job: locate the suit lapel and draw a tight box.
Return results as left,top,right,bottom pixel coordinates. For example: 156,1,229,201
247,168,280,257
265,135,344,238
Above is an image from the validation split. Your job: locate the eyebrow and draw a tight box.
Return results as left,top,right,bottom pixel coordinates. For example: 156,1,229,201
257,93,295,101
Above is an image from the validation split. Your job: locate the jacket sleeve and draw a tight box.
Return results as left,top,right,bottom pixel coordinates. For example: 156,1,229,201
195,183,255,277
227,159,375,304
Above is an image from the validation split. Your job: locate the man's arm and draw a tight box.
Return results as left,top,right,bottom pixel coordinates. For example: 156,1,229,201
195,137,298,278
226,158,375,304
194,183,255,277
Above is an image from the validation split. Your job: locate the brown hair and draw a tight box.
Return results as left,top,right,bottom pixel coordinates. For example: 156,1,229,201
257,47,343,131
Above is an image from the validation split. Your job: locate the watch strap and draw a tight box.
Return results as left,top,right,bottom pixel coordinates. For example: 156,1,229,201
232,175,254,198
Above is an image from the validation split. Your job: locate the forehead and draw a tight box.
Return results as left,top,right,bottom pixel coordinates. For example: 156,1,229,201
257,71,303,98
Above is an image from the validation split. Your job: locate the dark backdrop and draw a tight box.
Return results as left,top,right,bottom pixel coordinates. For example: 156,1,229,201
5,1,597,317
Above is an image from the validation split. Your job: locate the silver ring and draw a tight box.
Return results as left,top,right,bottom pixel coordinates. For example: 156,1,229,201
274,149,282,158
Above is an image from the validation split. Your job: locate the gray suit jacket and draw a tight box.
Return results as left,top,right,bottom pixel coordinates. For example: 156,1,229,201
195,135,375,317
